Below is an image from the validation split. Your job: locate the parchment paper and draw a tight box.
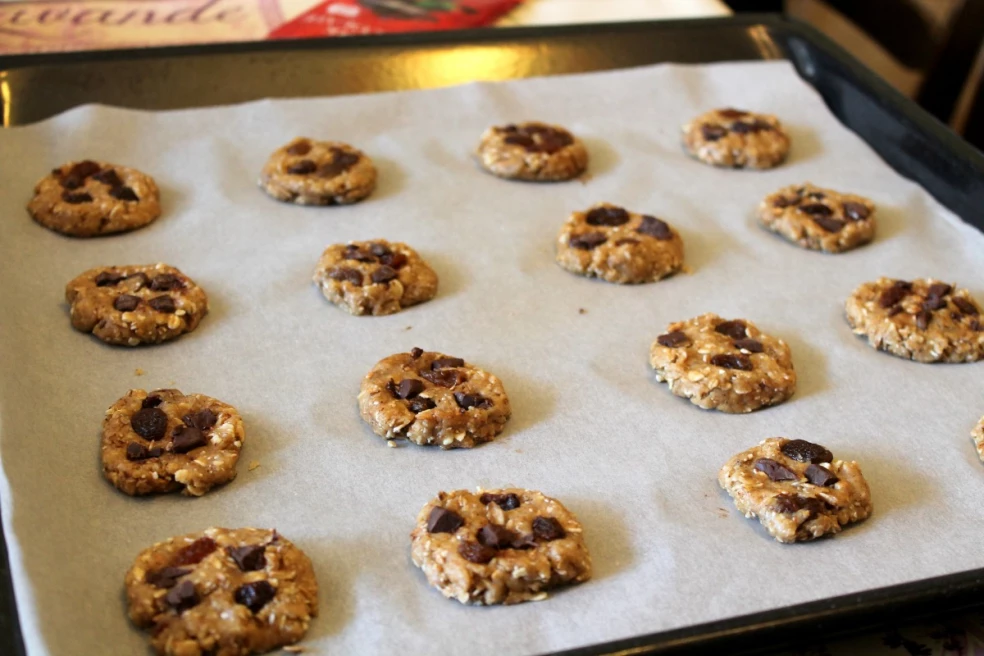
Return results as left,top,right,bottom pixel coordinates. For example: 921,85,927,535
1,61,983,656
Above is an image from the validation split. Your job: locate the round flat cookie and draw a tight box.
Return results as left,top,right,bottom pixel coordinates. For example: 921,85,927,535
649,313,797,413
973,416,984,463
476,122,588,181
28,159,161,237
259,137,376,205
65,264,208,346
126,527,318,656
358,348,511,448
845,277,984,363
718,437,872,543
681,108,790,169
102,388,244,497
555,203,685,284
312,240,438,316
759,183,875,253
410,488,592,605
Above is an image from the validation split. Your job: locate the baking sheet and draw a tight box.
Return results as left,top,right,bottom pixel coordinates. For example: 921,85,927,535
1,60,983,656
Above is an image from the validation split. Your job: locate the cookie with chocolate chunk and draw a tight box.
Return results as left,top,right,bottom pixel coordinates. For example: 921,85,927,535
28,160,161,237
555,203,685,284
358,348,510,448
126,527,318,656
312,240,438,316
682,108,790,169
102,388,244,496
845,277,984,362
259,137,376,205
759,183,876,253
649,313,796,413
65,264,208,346
476,121,588,181
719,437,872,543
410,488,591,604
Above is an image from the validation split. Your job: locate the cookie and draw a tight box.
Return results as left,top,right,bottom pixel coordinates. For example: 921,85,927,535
259,137,376,205
681,108,790,169
555,203,685,284
649,313,796,413
973,416,984,462
759,183,876,253
719,437,872,543
125,527,318,656
410,488,591,605
312,240,438,316
28,159,161,237
845,278,984,363
102,388,244,497
476,122,588,181
65,264,209,346
357,348,511,448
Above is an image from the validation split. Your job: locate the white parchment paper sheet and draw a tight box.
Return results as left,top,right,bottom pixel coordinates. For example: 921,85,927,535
1,61,983,656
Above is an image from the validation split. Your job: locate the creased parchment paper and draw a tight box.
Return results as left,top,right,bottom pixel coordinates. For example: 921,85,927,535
1,61,983,656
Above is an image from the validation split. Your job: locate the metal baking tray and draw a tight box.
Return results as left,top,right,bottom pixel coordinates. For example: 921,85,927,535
2,14,983,656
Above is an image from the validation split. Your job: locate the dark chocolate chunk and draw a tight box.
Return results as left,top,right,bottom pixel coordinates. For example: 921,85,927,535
710,353,753,370
94,271,125,286
226,545,267,572
637,215,673,240
730,121,756,134
427,507,464,534
478,524,517,549
165,580,199,613
805,464,839,487
234,580,276,613
714,320,747,339
971,318,983,332
410,347,424,359
503,133,535,148
148,295,176,313
842,201,870,221
569,232,607,250
733,338,764,353
915,310,932,330
780,439,833,463
328,267,363,286
772,493,829,517
92,169,123,187
420,369,465,388
812,216,846,233
799,203,833,217
369,243,391,257
585,206,629,227
532,516,566,541
431,357,465,370
395,378,425,399
114,294,141,312
142,395,163,408
183,408,217,431
458,541,495,564
529,128,573,154
60,160,101,188
380,252,408,269
717,108,748,118
753,458,799,482
110,186,139,202
701,125,727,141
370,266,399,284
172,426,205,454
408,397,436,413
923,283,952,311
657,331,690,348
479,493,521,510
286,140,311,156
61,191,93,204
953,297,979,315
319,149,360,177
343,246,375,263
131,407,168,441
879,281,912,308
149,274,182,291
172,537,217,566
146,567,190,589
773,196,797,208
126,442,163,461
453,392,492,410
287,159,317,175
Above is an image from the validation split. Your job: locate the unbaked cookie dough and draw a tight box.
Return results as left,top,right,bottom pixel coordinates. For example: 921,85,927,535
973,416,984,462
682,108,790,169
476,122,588,181
357,348,510,448
312,240,438,316
28,159,161,237
410,488,592,605
649,313,796,413
555,203,685,284
759,183,876,253
259,137,376,205
125,527,318,656
845,277,983,363
719,437,873,543
65,263,208,346
102,388,244,497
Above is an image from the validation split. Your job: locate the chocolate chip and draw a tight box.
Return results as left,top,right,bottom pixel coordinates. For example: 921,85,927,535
529,129,573,154
714,320,747,339
718,108,748,118
234,580,276,613
131,407,168,440
532,516,565,541
479,493,520,510
953,297,979,315
148,296,176,313
60,160,100,188
427,507,463,534
772,493,829,517
780,439,833,463
286,140,311,156
226,545,266,572
458,541,495,564
172,425,205,453
730,121,756,134
95,271,125,286
114,294,140,312
815,215,847,232
923,283,953,312
569,232,607,250
753,458,798,482
328,267,363,286
370,266,399,284
710,354,752,370
701,125,727,141
126,442,163,461
503,134,535,148
92,169,123,187
420,369,465,388
61,191,93,204
343,246,375,263
380,252,408,269
971,318,983,332
657,331,690,348
368,243,391,257
637,215,673,240
733,338,763,353
454,392,491,410
172,537,217,566
395,378,425,399
431,357,465,370
410,347,424,359
142,395,163,408
183,409,217,431
879,281,912,308
842,202,869,221
110,186,139,202
287,159,317,175
773,196,796,208
319,149,360,177
408,397,436,413
149,274,182,291
799,203,833,217
805,464,839,487
165,580,199,613
585,206,629,227
916,310,932,330
145,567,190,589
478,524,517,549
